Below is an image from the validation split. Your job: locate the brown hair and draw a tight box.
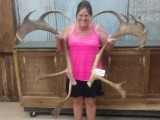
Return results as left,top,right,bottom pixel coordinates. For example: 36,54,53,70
76,0,93,16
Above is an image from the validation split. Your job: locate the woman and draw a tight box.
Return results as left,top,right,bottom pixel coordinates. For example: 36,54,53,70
55,0,115,120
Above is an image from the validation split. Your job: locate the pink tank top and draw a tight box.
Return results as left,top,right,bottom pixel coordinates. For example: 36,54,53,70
68,23,102,81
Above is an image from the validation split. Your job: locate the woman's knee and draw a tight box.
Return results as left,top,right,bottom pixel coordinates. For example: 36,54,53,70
73,97,83,106
84,98,96,106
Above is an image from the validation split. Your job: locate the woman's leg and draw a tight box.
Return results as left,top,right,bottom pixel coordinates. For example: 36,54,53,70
84,97,96,120
73,97,84,120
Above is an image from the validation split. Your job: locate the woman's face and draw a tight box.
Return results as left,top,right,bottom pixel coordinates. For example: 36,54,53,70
76,8,92,27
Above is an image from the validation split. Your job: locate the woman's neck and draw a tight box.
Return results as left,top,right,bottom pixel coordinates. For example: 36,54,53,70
76,23,92,36
77,23,91,31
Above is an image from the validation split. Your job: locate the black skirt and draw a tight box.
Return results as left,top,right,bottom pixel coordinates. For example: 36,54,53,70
66,77,104,98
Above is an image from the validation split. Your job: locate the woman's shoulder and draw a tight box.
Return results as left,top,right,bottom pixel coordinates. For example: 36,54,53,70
63,23,75,35
93,24,103,30
94,23,107,35
64,23,74,30
92,23,104,35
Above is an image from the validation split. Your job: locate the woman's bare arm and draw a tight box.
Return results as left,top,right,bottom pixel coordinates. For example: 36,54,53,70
96,25,115,52
55,24,73,52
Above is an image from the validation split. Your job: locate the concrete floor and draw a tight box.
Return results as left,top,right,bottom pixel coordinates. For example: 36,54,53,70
0,102,160,120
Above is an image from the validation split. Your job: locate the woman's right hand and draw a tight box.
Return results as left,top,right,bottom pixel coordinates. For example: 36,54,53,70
55,31,63,41
55,31,65,51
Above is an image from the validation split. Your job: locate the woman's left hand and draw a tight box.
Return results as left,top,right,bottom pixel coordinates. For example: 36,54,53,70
107,35,116,45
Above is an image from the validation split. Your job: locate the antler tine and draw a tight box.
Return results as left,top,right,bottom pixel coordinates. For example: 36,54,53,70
96,75,126,99
40,10,70,21
16,10,37,41
51,80,72,118
129,17,147,49
129,14,147,41
131,18,146,32
129,14,147,34
91,10,123,23
16,10,70,41
120,14,129,22
129,14,136,19
129,14,139,25
23,10,37,21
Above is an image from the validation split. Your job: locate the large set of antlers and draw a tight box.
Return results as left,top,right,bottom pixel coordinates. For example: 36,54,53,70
16,10,147,119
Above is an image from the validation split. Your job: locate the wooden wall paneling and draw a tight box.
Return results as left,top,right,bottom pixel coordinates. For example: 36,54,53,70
0,54,18,101
148,50,160,98
13,50,23,103
0,0,3,52
0,0,18,102
1,55,10,101
0,62,2,96
5,54,19,101
102,49,150,99
0,56,6,100
18,51,59,96
143,50,150,98
0,0,4,52
0,0,16,52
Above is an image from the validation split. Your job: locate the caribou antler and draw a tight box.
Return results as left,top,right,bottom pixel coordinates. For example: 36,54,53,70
16,10,76,118
87,10,147,98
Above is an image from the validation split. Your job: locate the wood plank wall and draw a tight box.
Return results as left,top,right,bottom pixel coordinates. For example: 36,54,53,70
0,0,18,101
